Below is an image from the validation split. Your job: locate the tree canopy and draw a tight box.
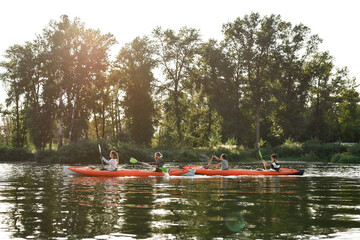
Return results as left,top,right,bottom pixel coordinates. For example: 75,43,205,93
0,13,359,150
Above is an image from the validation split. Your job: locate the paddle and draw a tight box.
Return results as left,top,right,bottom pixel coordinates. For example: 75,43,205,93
98,144,105,169
207,152,215,169
258,149,266,170
258,149,263,159
130,157,167,173
207,155,214,167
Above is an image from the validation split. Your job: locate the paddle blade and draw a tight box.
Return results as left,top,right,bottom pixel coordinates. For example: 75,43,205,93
258,150,263,159
130,157,138,163
98,144,101,154
159,167,168,173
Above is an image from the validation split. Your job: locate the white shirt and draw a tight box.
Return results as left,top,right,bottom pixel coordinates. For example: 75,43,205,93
101,157,117,171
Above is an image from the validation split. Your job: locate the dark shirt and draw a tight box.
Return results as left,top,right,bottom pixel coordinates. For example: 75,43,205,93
152,158,165,172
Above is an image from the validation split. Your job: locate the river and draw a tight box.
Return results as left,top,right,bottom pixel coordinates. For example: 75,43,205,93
0,162,359,239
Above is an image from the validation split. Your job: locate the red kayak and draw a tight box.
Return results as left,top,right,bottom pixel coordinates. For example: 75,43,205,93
183,166,304,176
168,168,196,176
64,166,195,177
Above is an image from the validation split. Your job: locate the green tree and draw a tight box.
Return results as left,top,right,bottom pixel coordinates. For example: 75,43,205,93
304,52,335,141
152,26,201,146
222,13,284,148
113,37,156,145
191,39,236,146
331,68,360,142
0,43,35,148
266,23,321,144
40,15,115,146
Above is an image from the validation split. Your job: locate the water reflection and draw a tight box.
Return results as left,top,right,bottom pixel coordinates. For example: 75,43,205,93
0,163,359,239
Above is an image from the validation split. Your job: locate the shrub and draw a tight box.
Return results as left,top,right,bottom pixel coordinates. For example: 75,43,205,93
35,140,106,164
303,140,347,160
0,147,34,162
56,140,100,164
348,143,360,155
274,138,303,158
35,149,57,163
113,142,152,163
303,152,321,162
225,137,237,146
331,153,360,163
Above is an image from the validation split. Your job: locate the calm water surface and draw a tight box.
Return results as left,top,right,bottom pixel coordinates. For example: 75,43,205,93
0,162,359,239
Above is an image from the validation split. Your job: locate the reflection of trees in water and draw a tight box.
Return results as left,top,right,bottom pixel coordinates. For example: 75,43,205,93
144,176,360,239
5,166,69,239
2,165,360,239
120,178,159,238
4,165,124,239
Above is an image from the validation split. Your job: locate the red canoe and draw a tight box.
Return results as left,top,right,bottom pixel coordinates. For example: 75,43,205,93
183,166,304,176
64,166,195,177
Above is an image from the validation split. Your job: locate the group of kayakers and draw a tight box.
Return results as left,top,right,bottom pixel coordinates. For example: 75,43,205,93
100,150,280,172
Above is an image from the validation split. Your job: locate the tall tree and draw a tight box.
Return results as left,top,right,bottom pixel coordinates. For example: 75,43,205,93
152,26,201,146
329,68,360,142
113,37,156,145
0,43,34,148
191,39,237,145
267,23,322,143
305,52,334,141
40,15,115,146
222,13,283,148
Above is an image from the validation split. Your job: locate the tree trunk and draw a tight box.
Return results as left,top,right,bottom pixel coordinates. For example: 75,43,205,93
15,93,20,147
115,99,120,135
256,105,260,149
315,98,320,140
58,86,63,149
110,101,115,137
207,106,212,141
69,90,79,143
174,81,182,144
94,113,99,139
102,102,105,139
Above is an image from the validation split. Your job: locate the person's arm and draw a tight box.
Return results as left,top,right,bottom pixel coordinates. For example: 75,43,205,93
213,156,220,161
102,157,110,164
209,163,220,167
262,160,271,169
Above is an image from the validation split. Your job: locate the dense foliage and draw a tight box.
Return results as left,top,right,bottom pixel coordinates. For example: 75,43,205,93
0,13,359,152
1,140,359,163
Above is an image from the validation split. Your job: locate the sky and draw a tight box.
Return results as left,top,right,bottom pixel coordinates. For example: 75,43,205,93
0,0,359,106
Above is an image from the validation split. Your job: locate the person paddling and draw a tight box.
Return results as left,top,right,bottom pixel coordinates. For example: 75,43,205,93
256,154,280,172
147,152,165,172
208,153,229,170
100,150,119,171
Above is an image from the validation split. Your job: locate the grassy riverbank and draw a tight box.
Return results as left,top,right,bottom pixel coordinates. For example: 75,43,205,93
0,140,359,164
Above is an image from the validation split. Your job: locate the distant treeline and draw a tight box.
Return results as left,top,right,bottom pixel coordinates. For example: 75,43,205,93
0,140,359,164
0,13,359,151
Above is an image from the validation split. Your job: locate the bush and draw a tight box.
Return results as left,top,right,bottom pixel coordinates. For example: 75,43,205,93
303,152,322,162
112,142,152,163
303,140,347,160
274,138,303,158
0,147,34,162
349,143,360,155
331,153,360,163
56,140,99,164
35,140,106,164
225,137,237,146
34,149,57,163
